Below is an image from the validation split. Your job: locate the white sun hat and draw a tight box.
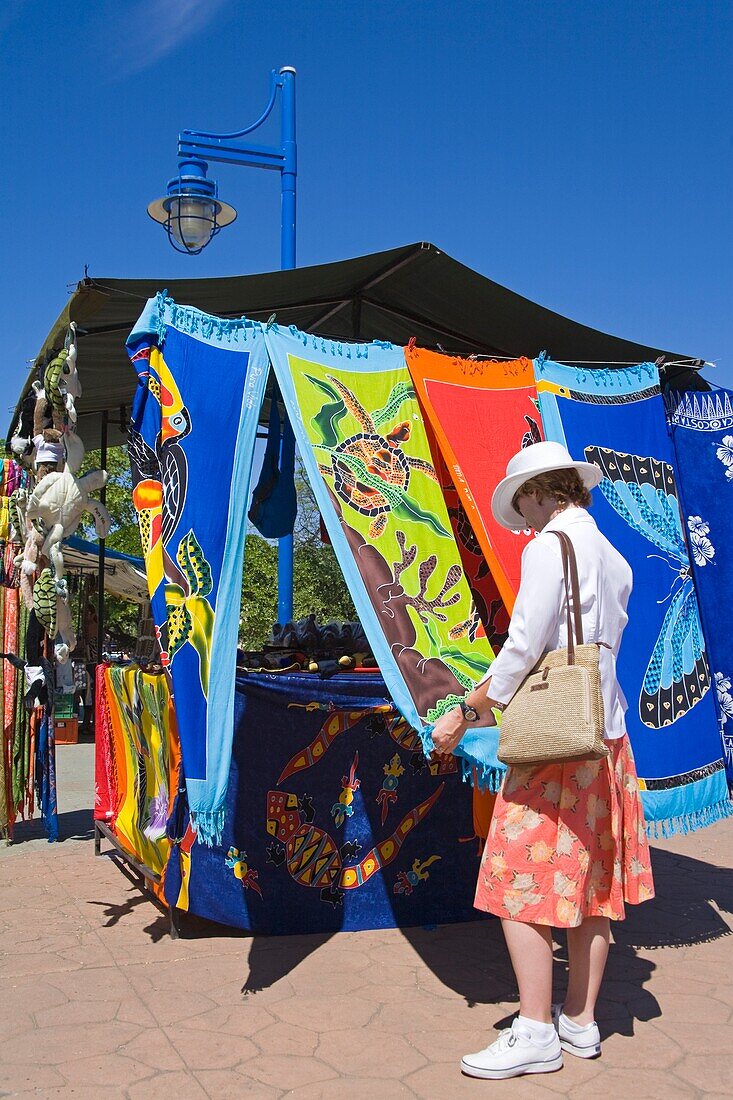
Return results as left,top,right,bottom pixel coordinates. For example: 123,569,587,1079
491,440,603,531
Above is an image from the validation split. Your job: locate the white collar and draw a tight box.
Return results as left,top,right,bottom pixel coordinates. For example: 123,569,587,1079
541,506,594,535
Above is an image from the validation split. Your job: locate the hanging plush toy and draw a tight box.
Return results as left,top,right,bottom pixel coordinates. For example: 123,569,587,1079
61,324,82,412
9,386,40,466
33,353,64,447
32,567,76,663
8,488,39,609
41,331,85,473
25,466,111,582
0,651,56,712
8,489,26,545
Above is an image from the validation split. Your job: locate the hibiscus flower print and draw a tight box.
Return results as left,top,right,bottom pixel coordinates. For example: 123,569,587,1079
556,897,580,926
589,862,608,889
688,515,710,535
585,793,609,831
688,516,715,567
553,870,576,898
556,824,575,856
715,671,733,725
504,893,534,918
489,852,508,877
715,434,733,476
541,780,562,806
512,871,539,893
503,819,527,842
574,762,598,790
527,840,554,864
560,787,579,812
521,808,543,832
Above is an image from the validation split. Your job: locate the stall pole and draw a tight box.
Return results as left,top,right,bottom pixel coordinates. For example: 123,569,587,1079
96,410,108,664
276,67,297,625
152,67,298,624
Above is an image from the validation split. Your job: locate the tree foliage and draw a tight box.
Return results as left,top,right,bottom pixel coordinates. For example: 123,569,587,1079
78,445,142,640
239,460,356,649
70,445,356,650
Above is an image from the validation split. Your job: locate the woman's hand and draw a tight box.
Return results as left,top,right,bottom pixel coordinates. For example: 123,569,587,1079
431,706,467,755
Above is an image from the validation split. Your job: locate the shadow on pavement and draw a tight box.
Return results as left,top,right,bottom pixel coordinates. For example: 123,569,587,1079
234,843,732,1030
9,808,94,844
84,834,732,1034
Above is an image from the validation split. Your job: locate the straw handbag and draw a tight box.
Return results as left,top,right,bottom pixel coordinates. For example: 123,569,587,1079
497,531,609,766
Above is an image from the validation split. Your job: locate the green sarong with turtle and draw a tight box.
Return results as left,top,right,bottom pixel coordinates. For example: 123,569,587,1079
265,327,497,746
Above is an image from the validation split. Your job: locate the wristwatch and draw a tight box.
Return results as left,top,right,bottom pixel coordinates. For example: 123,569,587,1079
459,698,480,722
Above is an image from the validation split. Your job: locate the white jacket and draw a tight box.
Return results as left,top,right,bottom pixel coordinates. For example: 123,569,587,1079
480,506,633,740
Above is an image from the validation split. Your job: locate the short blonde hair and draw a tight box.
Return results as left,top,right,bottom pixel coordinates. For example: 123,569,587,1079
511,468,592,512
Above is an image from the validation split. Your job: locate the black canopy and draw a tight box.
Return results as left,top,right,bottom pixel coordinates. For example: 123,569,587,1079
11,242,706,449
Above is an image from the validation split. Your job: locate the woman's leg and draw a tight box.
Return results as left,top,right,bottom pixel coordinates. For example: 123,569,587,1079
564,916,610,1024
501,918,554,1023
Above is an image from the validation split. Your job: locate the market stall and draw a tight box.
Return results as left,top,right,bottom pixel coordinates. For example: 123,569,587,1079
8,243,729,933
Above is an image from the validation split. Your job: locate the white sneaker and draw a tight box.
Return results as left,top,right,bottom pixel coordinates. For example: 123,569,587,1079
551,1003,602,1059
461,1019,563,1079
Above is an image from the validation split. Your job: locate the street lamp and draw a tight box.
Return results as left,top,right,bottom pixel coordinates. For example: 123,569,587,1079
148,66,298,623
147,158,237,255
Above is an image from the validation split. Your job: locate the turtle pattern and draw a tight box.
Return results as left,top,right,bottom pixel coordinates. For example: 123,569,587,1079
314,375,444,539
33,567,57,637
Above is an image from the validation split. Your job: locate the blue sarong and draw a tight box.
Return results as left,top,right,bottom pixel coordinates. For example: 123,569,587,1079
163,672,483,933
667,386,733,783
35,713,58,843
127,296,269,845
536,357,732,835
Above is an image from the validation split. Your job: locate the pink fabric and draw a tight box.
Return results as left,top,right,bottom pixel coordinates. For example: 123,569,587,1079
93,663,118,824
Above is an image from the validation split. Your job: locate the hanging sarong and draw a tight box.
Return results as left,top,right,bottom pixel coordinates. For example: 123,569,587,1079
163,670,482,934
248,399,297,539
34,710,58,842
265,327,501,786
94,662,119,824
104,664,179,877
536,357,732,834
666,387,733,782
127,296,269,845
431,444,509,652
405,350,542,610
0,587,8,839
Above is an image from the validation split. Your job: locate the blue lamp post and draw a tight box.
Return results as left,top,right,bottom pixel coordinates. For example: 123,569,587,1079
148,66,297,623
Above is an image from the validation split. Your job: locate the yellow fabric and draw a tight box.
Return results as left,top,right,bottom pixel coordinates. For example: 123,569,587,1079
106,664,178,881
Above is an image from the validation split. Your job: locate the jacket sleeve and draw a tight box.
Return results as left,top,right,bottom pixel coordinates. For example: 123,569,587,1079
478,537,565,705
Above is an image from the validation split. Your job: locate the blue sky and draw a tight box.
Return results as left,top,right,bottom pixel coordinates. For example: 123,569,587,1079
3,0,732,414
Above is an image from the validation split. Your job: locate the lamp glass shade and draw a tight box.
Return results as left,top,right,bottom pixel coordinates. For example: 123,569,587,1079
167,196,217,251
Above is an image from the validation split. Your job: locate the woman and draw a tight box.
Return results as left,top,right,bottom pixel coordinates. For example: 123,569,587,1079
431,440,654,1081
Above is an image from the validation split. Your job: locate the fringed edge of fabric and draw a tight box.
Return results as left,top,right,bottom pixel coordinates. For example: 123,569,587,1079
418,726,504,794
152,292,267,347
459,756,504,793
645,794,733,839
190,807,225,848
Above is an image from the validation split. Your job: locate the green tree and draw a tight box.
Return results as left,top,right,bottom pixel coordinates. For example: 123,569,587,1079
78,445,142,641
70,444,356,651
238,459,356,650
79,446,142,558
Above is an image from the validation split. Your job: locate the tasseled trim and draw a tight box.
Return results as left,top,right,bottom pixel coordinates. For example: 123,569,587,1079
190,807,225,848
645,795,733,838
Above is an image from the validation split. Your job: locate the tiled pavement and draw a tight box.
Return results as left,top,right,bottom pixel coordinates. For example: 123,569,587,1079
1,744,733,1098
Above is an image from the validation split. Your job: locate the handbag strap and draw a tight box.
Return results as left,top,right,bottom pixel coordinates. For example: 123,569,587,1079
551,530,584,662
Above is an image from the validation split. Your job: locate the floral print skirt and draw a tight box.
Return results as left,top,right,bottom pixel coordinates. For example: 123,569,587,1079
474,735,655,927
